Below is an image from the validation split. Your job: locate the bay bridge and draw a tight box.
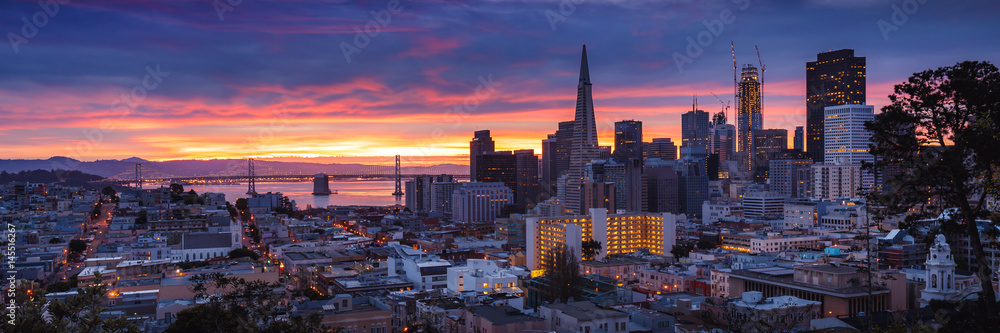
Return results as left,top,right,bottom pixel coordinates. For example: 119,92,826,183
109,157,469,196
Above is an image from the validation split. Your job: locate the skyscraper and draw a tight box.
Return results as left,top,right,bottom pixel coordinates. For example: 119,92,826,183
806,49,866,162
515,149,540,208
737,65,763,155
613,120,642,162
681,108,710,150
644,159,679,214
751,129,788,183
566,45,600,214
452,182,513,223
475,151,516,200
769,150,812,198
824,104,875,190
677,148,709,218
710,112,737,162
541,134,558,185
555,121,574,177
647,138,677,161
470,130,495,180
794,126,804,151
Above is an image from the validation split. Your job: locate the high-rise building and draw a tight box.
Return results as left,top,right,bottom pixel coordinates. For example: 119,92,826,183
555,121,574,178
582,181,616,214
452,182,513,223
541,134,558,186
751,129,788,183
806,49,866,162
596,159,644,212
405,174,453,211
711,122,737,163
613,120,643,163
526,209,676,270
678,147,709,218
812,161,862,200
475,152,516,198
598,146,612,160
515,149,540,208
742,191,786,219
470,130,496,180
824,104,875,190
682,108,711,151
644,159,679,214
647,138,677,161
566,45,600,214
768,150,812,198
737,65,763,157
794,126,804,151
430,178,458,215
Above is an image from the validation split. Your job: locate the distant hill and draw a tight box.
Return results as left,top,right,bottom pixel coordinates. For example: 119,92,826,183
0,157,468,179
0,169,104,187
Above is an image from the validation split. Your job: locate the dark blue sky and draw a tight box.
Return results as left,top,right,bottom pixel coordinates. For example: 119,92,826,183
1,0,997,161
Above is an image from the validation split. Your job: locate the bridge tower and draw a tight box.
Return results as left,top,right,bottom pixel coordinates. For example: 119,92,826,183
392,155,404,198
246,158,257,195
135,163,143,189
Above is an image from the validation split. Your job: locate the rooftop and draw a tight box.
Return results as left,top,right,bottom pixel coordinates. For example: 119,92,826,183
469,305,544,325
543,301,628,321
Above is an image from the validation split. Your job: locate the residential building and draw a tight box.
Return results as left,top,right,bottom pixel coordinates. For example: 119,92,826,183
526,209,676,270
451,182,512,223
539,301,630,333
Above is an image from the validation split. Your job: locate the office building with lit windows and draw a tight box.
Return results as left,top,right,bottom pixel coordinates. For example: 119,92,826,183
451,182,513,223
824,104,875,190
526,208,677,270
806,49,866,163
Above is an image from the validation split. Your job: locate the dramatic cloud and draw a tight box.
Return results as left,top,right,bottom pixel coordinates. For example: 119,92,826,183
1,0,998,162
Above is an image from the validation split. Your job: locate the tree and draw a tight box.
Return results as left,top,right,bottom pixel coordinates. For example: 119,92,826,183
134,210,148,225
68,239,88,254
581,239,602,261
671,244,693,259
102,186,116,198
235,198,252,222
228,247,260,260
1,282,139,333
166,272,326,332
866,61,1000,320
226,201,239,219
544,244,581,303
169,183,184,195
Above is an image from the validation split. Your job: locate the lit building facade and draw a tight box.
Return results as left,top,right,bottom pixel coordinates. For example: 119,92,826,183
806,49,866,163
526,209,676,270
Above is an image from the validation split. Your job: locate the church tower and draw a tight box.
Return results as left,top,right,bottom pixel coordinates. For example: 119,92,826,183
920,234,958,306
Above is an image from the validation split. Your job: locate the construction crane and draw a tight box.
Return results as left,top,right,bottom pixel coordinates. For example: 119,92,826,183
755,44,766,110
710,92,730,124
731,42,738,110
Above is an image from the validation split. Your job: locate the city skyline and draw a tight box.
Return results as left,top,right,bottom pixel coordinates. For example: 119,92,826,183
2,0,999,162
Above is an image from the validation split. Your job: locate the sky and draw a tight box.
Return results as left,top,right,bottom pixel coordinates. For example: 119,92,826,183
1,0,998,165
